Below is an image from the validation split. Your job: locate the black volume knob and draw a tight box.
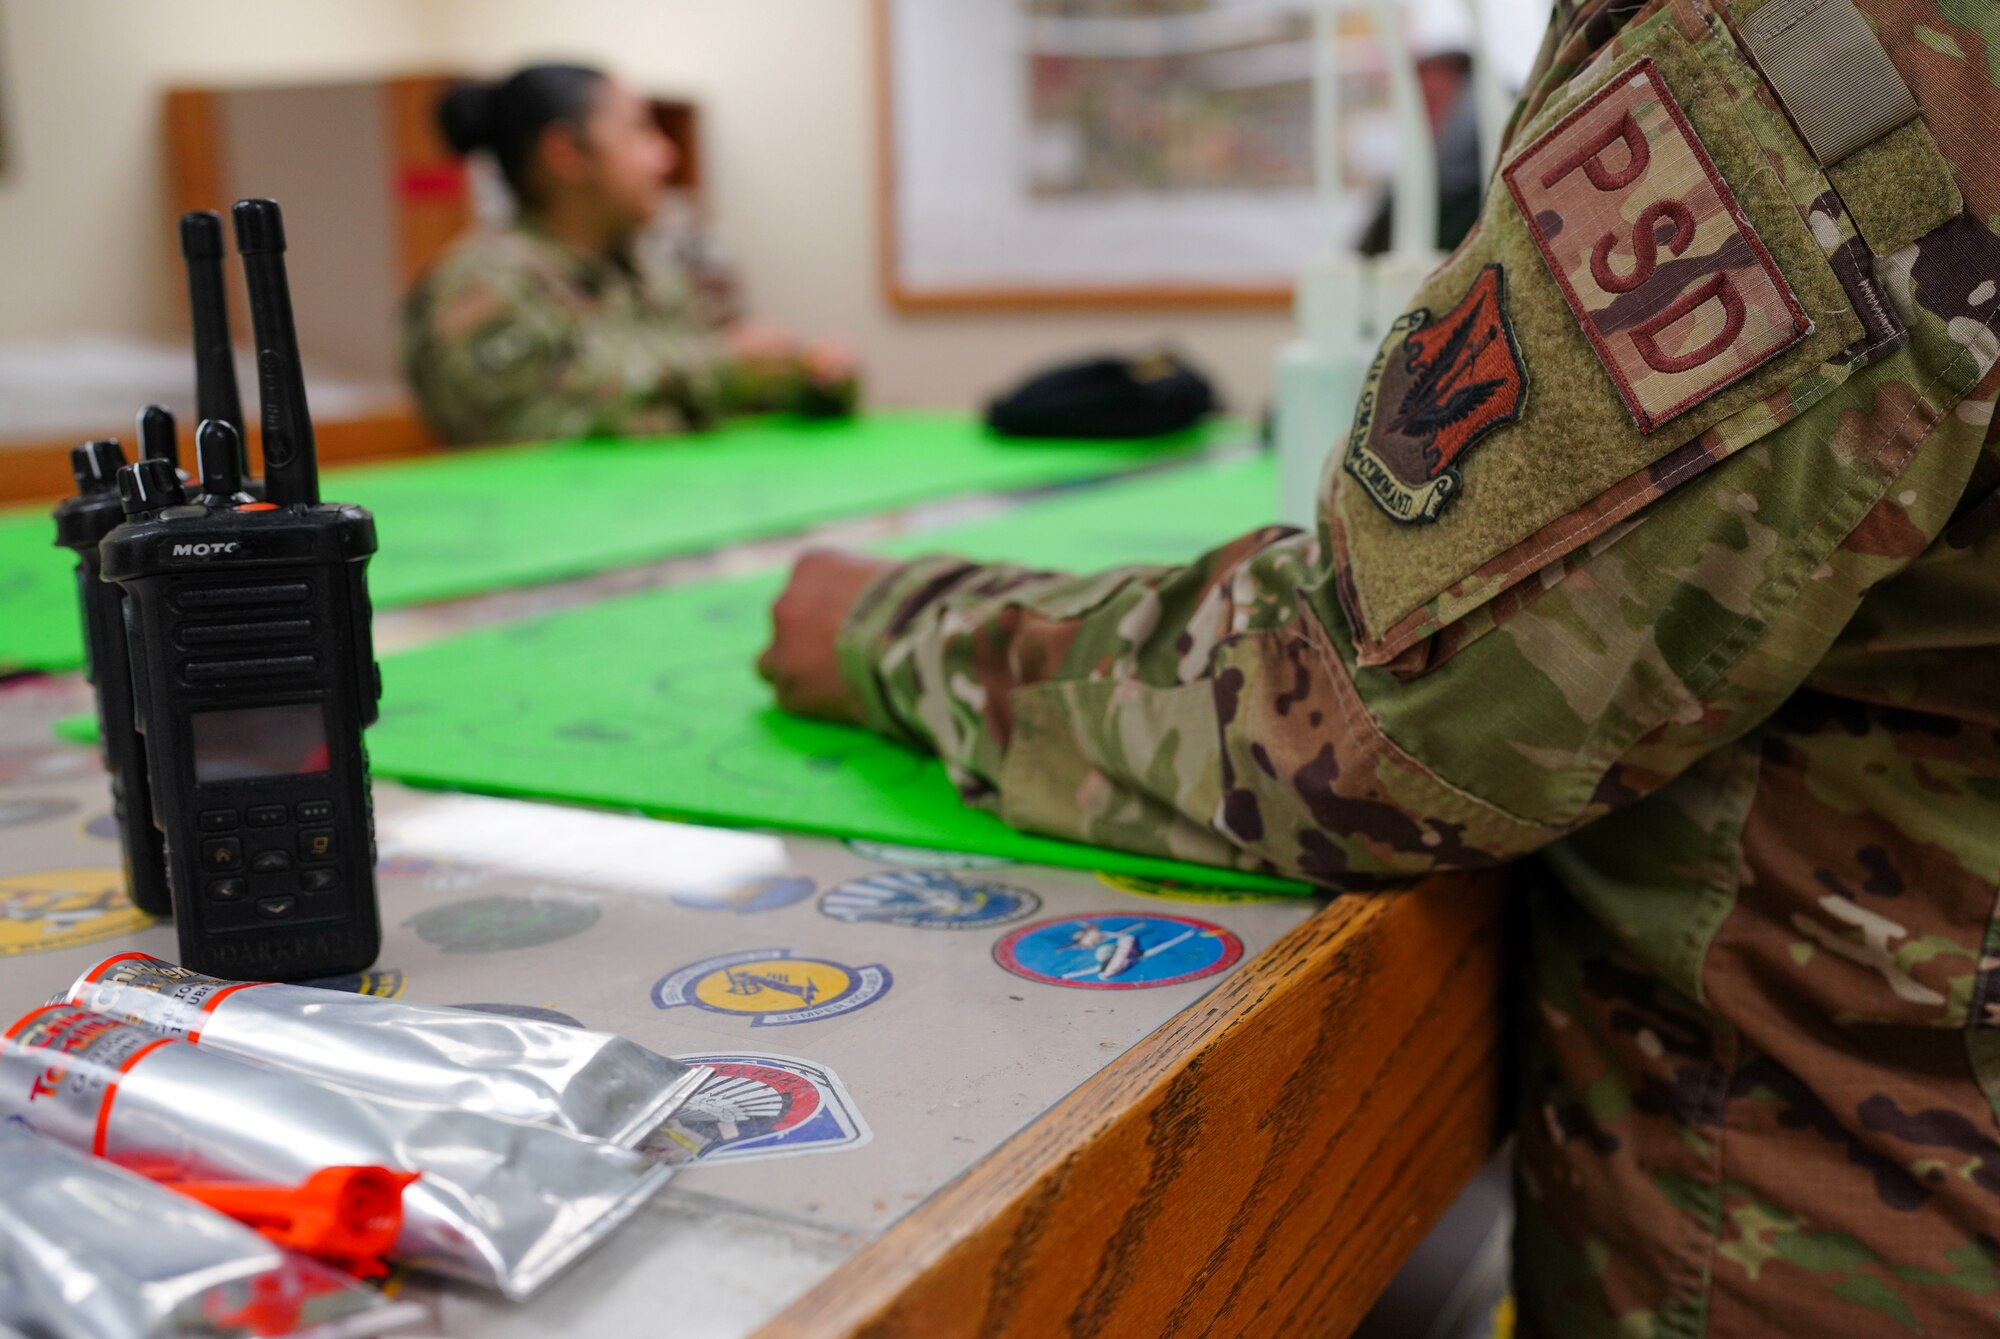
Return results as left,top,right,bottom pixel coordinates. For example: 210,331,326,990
118,458,186,516
70,438,126,493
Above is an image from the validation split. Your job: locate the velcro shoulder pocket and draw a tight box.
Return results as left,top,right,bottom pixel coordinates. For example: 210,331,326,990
1330,0,1904,675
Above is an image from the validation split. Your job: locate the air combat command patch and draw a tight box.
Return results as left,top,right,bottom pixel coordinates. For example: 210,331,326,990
1345,263,1527,524
649,1052,871,1163
819,870,1039,929
0,868,153,957
652,948,891,1027
994,912,1244,990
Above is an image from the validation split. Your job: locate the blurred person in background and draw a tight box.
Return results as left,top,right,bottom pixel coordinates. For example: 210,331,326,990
403,63,856,446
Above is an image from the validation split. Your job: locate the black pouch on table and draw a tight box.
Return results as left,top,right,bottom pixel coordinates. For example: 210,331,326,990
984,350,1217,440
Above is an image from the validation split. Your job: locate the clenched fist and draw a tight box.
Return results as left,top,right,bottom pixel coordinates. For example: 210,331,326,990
756,548,897,723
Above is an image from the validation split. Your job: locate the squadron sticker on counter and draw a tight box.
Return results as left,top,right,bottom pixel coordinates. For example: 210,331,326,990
653,948,891,1027
300,968,408,998
671,875,817,915
819,870,1039,930
0,868,153,957
1096,871,1292,904
994,912,1244,990
649,1052,871,1163
406,893,600,953
844,839,1015,871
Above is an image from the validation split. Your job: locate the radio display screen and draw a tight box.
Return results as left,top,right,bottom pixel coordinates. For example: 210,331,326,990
191,703,330,782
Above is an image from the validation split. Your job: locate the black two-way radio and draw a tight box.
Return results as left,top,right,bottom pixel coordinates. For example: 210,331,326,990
102,198,382,980
51,414,180,918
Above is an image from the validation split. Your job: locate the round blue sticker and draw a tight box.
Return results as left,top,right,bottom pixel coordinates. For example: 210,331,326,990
819,870,1039,930
994,912,1244,990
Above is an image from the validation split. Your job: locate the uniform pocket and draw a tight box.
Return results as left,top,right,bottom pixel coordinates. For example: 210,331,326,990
1329,0,1901,675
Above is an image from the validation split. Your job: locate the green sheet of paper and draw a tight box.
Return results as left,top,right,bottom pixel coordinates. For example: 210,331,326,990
364,454,1309,890
0,412,1232,675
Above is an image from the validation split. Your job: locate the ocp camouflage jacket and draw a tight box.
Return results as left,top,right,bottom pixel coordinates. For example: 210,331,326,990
831,1,2000,1332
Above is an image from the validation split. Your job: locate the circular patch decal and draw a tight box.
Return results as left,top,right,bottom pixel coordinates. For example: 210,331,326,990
1096,871,1292,904
406,895,599,954
671,876,816,915
453,1001,584,1027
819,870,1038,930
994,912,1244,990
0,867,153,957
300,968,407,998
83,812,119,841
0,797,77,829
650,1052,871,1163
844,839,1015,871
653,948,891,1027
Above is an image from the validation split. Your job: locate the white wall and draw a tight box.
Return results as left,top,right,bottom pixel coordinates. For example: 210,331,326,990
0,0,1295,413
0,0,454,344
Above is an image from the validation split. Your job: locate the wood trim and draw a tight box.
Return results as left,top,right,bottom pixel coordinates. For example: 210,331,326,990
385,73,475,291
163,88,225,224
872,0,1297,314
1,409,440,507
757,871,1510,1338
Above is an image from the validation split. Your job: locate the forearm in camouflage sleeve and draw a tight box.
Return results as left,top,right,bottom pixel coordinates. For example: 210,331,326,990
832,341,1997,887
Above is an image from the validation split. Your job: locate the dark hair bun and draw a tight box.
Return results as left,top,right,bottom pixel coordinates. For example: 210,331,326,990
437,81,497,156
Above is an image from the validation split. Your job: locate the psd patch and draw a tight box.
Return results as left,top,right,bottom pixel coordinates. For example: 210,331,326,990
0,868,152,957
652,948,892,1027
651,1052,871,1163
819,870,1039,930
1502,57,1808,432
994,912,1244,990
1346,264,1526,524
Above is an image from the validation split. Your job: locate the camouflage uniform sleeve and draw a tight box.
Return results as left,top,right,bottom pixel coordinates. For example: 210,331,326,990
831,0,2000,889
403,254,731,446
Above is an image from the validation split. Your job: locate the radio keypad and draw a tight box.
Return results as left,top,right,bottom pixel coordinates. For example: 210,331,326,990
198,794,343,931
198,808,238,831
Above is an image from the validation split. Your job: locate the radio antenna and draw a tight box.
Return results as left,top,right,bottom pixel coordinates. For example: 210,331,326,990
179,211,246,476
231,198,317,506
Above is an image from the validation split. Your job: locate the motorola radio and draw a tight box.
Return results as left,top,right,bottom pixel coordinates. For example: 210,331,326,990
101,198,383,980
51,410,181,917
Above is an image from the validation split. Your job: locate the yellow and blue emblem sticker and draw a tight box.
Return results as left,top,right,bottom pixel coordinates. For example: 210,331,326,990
653,948,891,1027
994,912,1243,990
0,867,152,957
819,870,1038,930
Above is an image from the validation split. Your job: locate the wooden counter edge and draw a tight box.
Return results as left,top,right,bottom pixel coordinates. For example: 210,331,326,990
0,408,439,506
759,869,1510,1339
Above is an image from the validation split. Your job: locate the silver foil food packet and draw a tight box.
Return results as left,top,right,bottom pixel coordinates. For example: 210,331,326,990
63,953,705,1148
2,1005,672,1301
0,1122,422,1339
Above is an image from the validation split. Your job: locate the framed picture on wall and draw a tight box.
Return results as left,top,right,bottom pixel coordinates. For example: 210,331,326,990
876,0,1401,310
